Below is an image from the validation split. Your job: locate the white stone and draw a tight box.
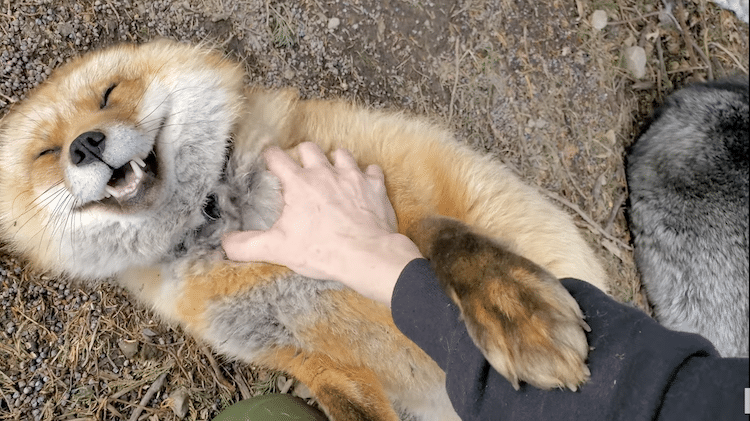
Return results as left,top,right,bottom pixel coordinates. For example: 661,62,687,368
624,46,647,79
117,338,138,359
591,10,608,30
327,17,340,30
169,388,190,419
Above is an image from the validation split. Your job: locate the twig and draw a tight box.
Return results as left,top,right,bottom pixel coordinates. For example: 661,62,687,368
0,90,15,103
231,363,253,400
105,0,120,21
110,382,143,401
165,343,192,383
666,65,710,74
12,309,55,340
107,403,125,419
448,38,461,124
200,344,235,393
690,42,713,80
538,188,633,251
675,2,714,80
660,0,681,27
604,191,628,232
556,155,588,202
709,42,749,74
128,372,167,421
607,10,661,25
81,319,99,367
655,35,667,100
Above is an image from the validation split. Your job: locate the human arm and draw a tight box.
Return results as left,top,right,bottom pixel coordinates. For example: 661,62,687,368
392,259,750,420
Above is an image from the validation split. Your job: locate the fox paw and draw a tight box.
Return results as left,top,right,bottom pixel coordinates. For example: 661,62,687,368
407,216,591,390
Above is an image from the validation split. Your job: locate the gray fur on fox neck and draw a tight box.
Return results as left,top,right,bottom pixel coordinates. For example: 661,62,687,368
169,152,283,262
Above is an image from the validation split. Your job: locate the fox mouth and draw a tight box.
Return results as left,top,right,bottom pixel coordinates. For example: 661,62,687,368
104,151,158,201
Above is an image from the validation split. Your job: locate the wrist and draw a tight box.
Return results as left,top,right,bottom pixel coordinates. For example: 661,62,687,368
339,233,423,306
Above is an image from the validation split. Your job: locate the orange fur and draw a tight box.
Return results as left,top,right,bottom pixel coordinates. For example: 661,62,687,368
177,263,291,331
256,347,400,421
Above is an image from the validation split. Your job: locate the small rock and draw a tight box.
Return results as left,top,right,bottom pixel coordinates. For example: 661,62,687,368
169,388,190,419
526,118,547,130
211,13,229,22
590,10,608,30
140,343,160,360
142,328,158,338
605,129,616,144
624,46,646,79
327,17,340,31
118,338,139,359
58,23,74,37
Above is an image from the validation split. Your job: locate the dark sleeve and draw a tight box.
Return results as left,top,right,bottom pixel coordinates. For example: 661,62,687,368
390,258,750,421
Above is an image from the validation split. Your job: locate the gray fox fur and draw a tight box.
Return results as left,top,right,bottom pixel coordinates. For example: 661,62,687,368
627,79,749,357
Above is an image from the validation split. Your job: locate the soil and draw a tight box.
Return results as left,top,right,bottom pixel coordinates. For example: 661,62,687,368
0,0,747,419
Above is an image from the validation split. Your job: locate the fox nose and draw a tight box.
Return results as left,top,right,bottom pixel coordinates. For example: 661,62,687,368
70,131,106,166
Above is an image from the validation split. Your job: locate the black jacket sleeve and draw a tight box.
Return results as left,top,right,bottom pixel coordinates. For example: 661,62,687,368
390,258,749,421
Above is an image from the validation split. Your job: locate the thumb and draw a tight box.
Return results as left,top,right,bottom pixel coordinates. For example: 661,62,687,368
221,229,280,262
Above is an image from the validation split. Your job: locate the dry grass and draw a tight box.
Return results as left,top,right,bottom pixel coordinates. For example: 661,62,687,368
0,0,747,419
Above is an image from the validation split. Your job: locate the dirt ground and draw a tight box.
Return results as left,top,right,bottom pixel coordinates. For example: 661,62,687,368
0,0,747,419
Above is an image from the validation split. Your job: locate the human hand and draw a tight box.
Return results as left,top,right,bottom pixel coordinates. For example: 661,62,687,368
221,142,423,305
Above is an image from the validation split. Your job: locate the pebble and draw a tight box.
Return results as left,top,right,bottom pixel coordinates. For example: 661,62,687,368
169,387,190,419
591,10,608,30
624,46,647,79
327,17,340,30
118,338,139,359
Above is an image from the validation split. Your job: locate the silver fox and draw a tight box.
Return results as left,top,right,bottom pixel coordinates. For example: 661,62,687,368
627,79,749,357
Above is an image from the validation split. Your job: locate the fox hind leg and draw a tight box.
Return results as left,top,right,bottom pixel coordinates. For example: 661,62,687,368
258,347,401,421
407,216,591,391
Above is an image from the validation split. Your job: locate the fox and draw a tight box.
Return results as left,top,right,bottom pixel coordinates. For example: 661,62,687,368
0,39,607,420
627,79,749,358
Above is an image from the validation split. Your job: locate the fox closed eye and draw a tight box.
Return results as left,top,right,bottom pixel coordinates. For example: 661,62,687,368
36,147,61,160
100,83,117,109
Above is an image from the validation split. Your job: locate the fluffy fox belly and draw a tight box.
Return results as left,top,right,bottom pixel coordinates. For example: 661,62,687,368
119,256,457,420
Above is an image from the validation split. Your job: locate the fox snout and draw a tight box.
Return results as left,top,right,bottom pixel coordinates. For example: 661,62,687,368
69,131,107,166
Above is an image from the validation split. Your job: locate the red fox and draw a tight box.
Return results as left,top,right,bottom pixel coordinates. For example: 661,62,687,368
0,40,607,420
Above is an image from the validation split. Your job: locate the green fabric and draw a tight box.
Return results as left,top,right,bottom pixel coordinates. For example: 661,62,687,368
212,394,328,421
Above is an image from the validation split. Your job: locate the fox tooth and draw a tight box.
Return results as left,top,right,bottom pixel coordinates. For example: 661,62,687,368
134,157,146,168
130,160,144,179
105,186,120,198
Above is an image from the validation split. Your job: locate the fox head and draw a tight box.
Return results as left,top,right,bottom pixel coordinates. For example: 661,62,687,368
0,40,246,280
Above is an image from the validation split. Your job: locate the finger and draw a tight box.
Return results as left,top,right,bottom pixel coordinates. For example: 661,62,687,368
332,148,359,170
365,164,385,184
297,142,332,168
221,230,281,263
263,147,301,183
384,205,399,233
